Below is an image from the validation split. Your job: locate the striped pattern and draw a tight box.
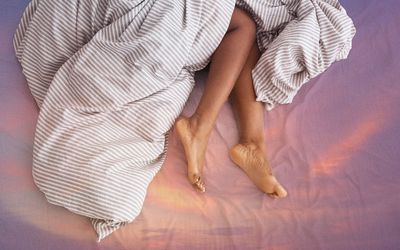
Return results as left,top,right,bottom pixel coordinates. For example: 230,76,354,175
13,0,236,242
13,0,355,242
236,0,356,111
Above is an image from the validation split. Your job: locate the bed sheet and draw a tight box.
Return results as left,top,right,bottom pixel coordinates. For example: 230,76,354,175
1,0,399,249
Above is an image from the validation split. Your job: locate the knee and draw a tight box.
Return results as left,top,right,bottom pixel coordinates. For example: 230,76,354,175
228,7,257,37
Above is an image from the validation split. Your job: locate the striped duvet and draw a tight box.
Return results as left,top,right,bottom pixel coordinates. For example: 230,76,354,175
13,0,355,242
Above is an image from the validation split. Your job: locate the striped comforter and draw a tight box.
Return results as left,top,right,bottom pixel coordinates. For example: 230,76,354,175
13,0,355,242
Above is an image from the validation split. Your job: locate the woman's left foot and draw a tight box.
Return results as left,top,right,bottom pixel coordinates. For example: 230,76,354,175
229,142,288,198
175,116,208,193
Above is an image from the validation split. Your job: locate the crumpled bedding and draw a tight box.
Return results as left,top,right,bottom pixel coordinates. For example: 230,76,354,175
13,0,355,242
14,0,236,242
236,0,356,110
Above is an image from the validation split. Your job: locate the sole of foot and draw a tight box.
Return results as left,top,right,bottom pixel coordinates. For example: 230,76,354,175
229,143,288,199
175,116,206,193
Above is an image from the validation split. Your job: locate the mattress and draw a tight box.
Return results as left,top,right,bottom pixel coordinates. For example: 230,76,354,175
1,0,399,249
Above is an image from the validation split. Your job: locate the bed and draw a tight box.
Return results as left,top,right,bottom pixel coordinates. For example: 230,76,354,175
1,0,399,249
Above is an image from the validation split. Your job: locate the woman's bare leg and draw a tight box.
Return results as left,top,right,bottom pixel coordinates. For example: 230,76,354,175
228,42,288,198
175,7,256,193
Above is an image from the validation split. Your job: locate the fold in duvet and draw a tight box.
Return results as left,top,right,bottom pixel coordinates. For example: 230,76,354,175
13,0,355,242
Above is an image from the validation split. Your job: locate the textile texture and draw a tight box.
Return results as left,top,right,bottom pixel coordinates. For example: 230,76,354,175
13,0,355,242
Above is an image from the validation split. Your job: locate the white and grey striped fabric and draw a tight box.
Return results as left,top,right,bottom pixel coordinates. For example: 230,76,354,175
13,0,355,242
236,0,356,110
14,0,236,242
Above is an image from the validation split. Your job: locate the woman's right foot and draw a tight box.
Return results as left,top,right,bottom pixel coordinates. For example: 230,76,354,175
229,142,288,198
175,115,209,193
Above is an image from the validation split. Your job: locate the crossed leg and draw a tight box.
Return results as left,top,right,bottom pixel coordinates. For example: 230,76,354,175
228,42,288,198
175,7,287,198
175,7,256,193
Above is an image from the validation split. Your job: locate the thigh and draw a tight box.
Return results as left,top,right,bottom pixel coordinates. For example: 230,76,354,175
227,7,257,32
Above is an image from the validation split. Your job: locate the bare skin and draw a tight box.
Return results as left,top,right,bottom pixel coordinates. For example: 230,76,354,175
176,7,256,193
228,41,288,198
175,7,288,198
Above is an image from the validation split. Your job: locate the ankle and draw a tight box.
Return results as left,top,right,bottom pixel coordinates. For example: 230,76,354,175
189,113,213,138
238,138,266,153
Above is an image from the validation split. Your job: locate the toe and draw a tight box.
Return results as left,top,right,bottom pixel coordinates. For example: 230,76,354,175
191,174,200,184
196,181,206,192
191,174,206,192
267,192,279,199
264,176,287,198
188,173,198,184
274,182,287,198
195,182,205,193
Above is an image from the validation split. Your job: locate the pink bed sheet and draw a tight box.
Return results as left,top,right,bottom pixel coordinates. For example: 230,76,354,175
1,0,399,249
